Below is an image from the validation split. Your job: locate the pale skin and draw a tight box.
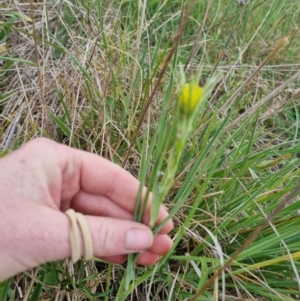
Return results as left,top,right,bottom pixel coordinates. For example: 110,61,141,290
0,138,173,281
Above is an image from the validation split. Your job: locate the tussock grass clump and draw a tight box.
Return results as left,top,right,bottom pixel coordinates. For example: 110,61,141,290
1,0,300,300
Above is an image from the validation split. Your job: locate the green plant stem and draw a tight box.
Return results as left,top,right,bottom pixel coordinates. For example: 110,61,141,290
150,118,191,228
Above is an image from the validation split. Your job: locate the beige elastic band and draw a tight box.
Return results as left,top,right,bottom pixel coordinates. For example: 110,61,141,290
65,209,94,263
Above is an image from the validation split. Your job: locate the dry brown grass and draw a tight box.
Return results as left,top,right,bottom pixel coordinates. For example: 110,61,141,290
1,1,128,154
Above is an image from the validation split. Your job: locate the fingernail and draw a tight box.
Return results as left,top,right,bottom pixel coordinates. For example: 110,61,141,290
125,228,153,251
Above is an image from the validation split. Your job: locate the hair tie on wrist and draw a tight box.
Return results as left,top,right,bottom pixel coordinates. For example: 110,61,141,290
65,209,93,263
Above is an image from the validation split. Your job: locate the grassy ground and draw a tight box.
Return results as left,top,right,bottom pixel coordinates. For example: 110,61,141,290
1,0,300,300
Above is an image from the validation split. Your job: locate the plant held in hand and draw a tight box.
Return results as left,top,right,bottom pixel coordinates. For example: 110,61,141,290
149,68,214,228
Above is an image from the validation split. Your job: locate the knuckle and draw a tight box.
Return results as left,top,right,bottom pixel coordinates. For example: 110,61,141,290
96,221,113,256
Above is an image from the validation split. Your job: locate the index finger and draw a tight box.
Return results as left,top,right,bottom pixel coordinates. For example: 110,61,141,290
78,150,142,211
63,145,173,232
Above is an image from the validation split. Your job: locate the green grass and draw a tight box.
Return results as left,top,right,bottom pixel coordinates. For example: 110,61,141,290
1,0,300,300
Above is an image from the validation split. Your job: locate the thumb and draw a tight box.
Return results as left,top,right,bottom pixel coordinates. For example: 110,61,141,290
85,215,154,258
36,209,154,263
1,207,154,280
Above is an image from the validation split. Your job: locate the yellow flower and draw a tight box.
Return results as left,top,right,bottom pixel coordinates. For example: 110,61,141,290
178,82,203,113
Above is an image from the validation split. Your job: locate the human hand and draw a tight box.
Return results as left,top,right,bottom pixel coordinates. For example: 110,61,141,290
0,138,173,281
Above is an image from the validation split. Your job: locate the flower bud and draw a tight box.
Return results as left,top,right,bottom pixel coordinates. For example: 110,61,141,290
178,82,203,114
